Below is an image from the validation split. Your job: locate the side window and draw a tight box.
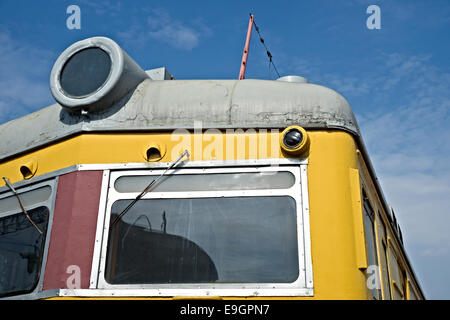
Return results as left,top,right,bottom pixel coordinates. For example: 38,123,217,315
0,208,49,297
377,214,392,300
0,184,53,298
407,279,419,300
362,191,381,299
388,245,406,300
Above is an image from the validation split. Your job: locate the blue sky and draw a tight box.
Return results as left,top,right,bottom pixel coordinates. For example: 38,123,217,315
0,0,449,299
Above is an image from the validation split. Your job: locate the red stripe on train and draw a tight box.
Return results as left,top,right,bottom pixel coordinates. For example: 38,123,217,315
43,170,103,290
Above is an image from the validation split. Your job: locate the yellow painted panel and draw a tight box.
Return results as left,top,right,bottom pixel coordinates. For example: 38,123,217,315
1,129,371,299
0,131,285,186
349,168,367,270
306,131,367,299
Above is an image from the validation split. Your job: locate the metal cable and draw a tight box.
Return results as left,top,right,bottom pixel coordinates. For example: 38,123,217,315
251,15,281,79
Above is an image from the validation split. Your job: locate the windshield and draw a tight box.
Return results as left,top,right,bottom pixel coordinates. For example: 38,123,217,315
105,196,299,284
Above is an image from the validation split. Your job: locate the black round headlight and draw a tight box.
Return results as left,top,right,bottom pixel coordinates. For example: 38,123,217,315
283,128,303,149
280,126,309,155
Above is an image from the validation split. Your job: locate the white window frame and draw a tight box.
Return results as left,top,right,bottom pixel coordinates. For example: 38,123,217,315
90,159,313,297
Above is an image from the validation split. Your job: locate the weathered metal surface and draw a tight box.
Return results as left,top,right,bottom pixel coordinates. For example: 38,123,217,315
146,67,174,80
42,170,103,290
0,79,359,161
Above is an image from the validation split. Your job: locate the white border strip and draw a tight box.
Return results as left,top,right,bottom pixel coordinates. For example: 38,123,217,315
89,170,111,289
78,158,308,171
300,165,314,288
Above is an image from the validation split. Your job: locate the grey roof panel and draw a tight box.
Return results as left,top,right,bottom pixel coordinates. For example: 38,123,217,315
0,79,359,161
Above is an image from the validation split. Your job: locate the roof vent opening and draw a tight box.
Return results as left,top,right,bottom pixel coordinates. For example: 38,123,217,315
50,36,149,113
59,47,112,98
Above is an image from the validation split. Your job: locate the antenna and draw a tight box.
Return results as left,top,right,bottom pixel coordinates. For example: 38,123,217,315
238,14,281,80
238,13,254,80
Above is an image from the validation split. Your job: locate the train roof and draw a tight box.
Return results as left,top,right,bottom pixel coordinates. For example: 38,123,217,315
0,78,359,161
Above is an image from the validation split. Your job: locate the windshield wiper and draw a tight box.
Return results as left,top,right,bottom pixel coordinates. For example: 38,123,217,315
2,177,43,235
110,150,190,227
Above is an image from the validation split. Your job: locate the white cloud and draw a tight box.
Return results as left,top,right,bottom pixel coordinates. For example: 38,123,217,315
294,49,450,298
355,53,450,298
360,53,450,157
322,74,371,96
117,8,211,51
77,0,123,17
289,57,372,96
0,31,54,124
147,18,200,51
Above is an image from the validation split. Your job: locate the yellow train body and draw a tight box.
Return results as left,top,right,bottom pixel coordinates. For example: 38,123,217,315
0,36,424,300
0,130,424,300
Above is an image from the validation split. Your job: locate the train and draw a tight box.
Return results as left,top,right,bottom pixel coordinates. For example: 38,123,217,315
0,36,424,300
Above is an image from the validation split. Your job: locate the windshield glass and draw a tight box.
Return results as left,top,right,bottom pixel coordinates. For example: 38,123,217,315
106,196,298,284
0,207,49,297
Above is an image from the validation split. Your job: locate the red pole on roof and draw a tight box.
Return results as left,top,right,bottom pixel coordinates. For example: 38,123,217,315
238,14,254,80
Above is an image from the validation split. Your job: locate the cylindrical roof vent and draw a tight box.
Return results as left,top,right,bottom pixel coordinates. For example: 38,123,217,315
50,36,149,113
276,75,308,83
